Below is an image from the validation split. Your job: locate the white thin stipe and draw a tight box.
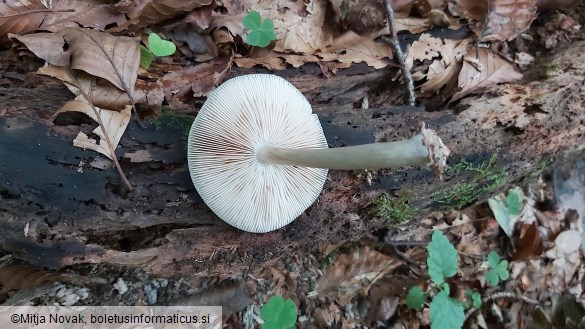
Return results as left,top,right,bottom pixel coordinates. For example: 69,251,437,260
187,74,328,233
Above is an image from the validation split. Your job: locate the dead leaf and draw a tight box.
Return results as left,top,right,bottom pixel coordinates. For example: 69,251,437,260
54,96,132,160
41,1,127,32
408,34,470,94
319,30,393,69
10,28,140,95
0,262,105,298
170,281,252,316
452,47,522,101
0,0,49,40
448,0,487,20
480,0,537,42
316,246,401,305
511,222,542,261
111,0,213,32
38,65,164,111
162,54,233,103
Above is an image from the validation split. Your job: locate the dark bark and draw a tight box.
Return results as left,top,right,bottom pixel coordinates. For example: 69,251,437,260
1,41,584,278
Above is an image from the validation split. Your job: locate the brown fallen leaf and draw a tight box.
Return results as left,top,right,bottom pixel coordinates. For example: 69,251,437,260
53,96,132,160
111,0,213,32
40,0,127,32
480,0,537,42
452,47,522,101
0,262,105,298
170,281,253,316
10,28,140,95
408,34,471,95
0,0,50,41
511,222,542,261
316,246,401,305
162,54,233,104
38,65,164,111
319,30,393,69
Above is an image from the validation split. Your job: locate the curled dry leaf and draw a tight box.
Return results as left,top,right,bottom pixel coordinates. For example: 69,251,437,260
54,96,132,160
452,47,522,101
9,28,140,95
408,34,471,95
316,246,401,305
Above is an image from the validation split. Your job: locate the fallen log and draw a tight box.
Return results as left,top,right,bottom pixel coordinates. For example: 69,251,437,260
0,40,584,277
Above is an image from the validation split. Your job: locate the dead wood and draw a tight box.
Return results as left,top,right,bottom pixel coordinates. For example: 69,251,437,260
0,40,584,278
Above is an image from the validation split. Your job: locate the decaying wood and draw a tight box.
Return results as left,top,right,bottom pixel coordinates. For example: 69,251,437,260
0,41,584,278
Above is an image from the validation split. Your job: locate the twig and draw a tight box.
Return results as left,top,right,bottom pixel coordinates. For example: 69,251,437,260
70,70,133,191
464,291,539,322
382,0,416,106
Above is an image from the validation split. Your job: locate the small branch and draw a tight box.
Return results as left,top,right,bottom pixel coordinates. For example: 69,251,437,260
382,0,416,106
70,70,133,191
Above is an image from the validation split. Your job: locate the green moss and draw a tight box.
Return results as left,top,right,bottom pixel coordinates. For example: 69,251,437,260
530,157,553,177
151,110,194,144
432,154,508,209
364,190,416,223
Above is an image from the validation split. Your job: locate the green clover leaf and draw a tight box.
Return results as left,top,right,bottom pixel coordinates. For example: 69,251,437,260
260,295,297,329
243,11,277,48
486,251,509,286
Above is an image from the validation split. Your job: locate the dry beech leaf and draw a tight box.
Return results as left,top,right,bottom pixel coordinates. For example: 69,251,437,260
41,1,128,32
480,0,537,42
111,0,213,32
316,247,401,305
38,65,164,110
452,47,522,101
319,30,392,69
162,54,233,103
54,96,132,160
408,34,471,94
0,263,105,296
0,0,48,40
9,28,140,95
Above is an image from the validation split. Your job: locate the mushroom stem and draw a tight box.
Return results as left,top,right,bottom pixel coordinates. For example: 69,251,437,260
258,135,428,170
257,123,451,179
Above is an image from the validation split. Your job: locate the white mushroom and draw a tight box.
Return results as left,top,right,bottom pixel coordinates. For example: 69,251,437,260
188,74,450,233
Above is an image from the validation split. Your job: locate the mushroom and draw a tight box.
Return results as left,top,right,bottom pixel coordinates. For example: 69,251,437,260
188,74,450,233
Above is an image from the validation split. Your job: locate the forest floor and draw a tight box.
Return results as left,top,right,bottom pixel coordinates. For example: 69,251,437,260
0,1,584,329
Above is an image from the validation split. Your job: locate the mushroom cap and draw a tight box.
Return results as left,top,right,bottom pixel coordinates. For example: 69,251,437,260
187,74,328,233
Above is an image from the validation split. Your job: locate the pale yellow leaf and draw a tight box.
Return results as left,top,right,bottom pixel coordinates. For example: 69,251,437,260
55,97,131,159
453,47,522,101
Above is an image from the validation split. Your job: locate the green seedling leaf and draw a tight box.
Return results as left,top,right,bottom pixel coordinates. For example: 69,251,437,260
148,33,176,57
406,286,427,310
243,10,276,48
488,197,512,237
505,187,523,216
430,289,465,329
463,289,481,309
260,295,297,329
486,252,509,286
471,292,482,308
427,230,458,285
139,45,154,69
